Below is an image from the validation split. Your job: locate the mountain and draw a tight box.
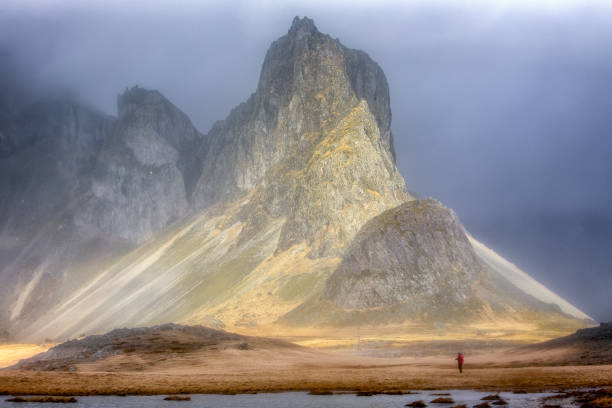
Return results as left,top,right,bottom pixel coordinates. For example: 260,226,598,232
0,85,207,338
0,17,592,343
283,199,590,328
0,96,118,337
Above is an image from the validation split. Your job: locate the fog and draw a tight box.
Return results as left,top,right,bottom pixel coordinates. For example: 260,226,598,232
1,0,611,321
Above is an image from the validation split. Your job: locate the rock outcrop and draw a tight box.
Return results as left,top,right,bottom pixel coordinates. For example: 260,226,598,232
321,199,485,310
282,199,585,327
11,323,245,371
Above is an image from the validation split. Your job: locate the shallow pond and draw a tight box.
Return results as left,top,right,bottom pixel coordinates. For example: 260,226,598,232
1,390,560,408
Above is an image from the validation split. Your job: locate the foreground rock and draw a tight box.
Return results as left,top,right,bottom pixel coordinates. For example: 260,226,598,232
542,388,612,408
6,396,77,403
431,397,454,403
164,395,191,401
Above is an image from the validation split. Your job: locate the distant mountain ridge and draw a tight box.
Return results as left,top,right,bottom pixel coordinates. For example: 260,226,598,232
0,17,592,342
508,321,612,365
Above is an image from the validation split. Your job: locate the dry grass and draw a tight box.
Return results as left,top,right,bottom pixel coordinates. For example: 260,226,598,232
1,347,611,395
241,320,584,349
1,328,610,396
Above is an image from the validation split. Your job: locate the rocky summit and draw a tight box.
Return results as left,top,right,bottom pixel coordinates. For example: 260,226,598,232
0,17,592,343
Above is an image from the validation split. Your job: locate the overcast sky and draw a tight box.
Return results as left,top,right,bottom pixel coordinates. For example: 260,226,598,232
1,0,611,321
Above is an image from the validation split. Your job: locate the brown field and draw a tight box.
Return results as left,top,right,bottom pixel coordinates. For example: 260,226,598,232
1,339,611,395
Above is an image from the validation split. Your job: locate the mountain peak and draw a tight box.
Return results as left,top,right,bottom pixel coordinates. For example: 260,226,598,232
288,16,318,38
117,86,168,118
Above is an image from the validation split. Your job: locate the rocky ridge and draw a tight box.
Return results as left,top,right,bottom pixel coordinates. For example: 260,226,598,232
10,323,258,371
510,322,612,365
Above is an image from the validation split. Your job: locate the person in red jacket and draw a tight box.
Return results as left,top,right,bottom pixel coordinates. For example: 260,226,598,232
456,352,464,373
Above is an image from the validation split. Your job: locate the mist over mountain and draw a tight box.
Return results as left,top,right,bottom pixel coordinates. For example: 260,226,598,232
0,16,596,343
1,1,609,323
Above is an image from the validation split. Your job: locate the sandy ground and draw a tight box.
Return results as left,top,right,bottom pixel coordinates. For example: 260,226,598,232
1,344,611,395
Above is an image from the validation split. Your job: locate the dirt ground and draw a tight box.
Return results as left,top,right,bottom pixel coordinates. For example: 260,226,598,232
1,345,611,395
1,323,610,396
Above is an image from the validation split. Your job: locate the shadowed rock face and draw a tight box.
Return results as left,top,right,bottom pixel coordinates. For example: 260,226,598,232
0,88,205,335
0,98,117,336
76,86,203,245
0,100,113,248
322,199,485,309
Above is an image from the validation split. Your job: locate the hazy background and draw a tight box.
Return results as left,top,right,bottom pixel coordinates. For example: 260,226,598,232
1,0,611,321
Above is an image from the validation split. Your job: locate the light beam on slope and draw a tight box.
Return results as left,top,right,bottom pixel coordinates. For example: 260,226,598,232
468,234,592,321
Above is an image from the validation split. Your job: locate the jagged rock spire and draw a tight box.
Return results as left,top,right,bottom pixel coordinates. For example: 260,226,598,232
288,16,318,38
194,16,398,209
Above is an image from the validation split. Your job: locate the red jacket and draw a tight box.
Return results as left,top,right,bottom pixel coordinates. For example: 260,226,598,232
456,354,464,364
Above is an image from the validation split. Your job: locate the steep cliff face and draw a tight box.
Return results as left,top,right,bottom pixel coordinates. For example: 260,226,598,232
0,99,112,244
193,17,408,258
76,87,203,245
0,55,40,158
0,98,117,334
193,17,400,209
0,87,205,335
